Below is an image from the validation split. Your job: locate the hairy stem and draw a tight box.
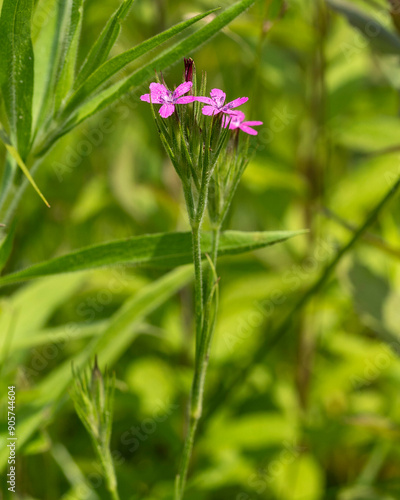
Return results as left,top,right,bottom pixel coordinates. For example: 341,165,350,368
191,223,204,357
95,441,120,500
176,226,220,500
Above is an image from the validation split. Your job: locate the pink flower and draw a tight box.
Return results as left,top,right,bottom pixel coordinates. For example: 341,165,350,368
195,88,248,116
140,82,195,118
223,111,263,136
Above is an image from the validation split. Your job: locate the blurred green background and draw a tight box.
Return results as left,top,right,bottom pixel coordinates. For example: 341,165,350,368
2,0,400,498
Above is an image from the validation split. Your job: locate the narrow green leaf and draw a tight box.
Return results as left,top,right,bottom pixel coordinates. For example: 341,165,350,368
47,0,255,144
0,123,50,206
54,0,84,110
33,0,81,134
327,0,400,54
62,8,218,119
0,230,306,286
0,0,34,160
73,0,135,89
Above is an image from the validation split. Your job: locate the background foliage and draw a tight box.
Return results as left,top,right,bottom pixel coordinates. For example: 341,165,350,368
1,0,400,498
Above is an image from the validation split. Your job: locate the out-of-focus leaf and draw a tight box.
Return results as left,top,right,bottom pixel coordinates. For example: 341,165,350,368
333,116,400,153
0,0,34,160
272,453,324,500
327,0,400,54
0,220,16,272
205,413,296,449
343,259,400,344
51,443,100,500
73,0,134,88
0,274,85,344
23,432,51,455
0,230,306,286
0,265,193,471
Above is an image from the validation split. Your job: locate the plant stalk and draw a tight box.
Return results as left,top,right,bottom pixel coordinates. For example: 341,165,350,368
96,441,120,500
176,225,220,500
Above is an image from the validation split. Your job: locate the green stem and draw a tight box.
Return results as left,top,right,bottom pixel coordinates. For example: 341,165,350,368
191,223,204,355
97,442,120,500
176,226,221,500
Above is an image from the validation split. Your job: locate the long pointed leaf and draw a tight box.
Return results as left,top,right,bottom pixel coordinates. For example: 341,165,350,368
73,0,135,89
0,230,306,286
33,0,81,134
54,0,84,110
0,0,34,160
61,8,218,119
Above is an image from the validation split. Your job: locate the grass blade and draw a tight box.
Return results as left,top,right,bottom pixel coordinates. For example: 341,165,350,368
0,230,307,286
73,0,135,89
61,8,218,119
54,0,84,110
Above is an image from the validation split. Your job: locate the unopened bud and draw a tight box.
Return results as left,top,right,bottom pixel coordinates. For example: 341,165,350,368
184,57,194,83
91,356,105,415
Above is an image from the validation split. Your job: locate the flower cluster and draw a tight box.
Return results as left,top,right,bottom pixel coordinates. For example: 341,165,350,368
140,77,262,135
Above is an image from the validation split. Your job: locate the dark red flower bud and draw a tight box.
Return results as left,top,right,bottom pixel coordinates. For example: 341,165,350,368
184,58,194,83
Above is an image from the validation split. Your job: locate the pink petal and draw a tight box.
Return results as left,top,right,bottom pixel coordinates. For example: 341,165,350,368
141,93,163,104
159,104,175,118
227,110,245,122
202,105,219,116
174,82,193,97
194,96,214,105
225,96,248,109
175,96,196,104
243,120,263,126
210,88,226,102
149,82,168,97
240,125,258,135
